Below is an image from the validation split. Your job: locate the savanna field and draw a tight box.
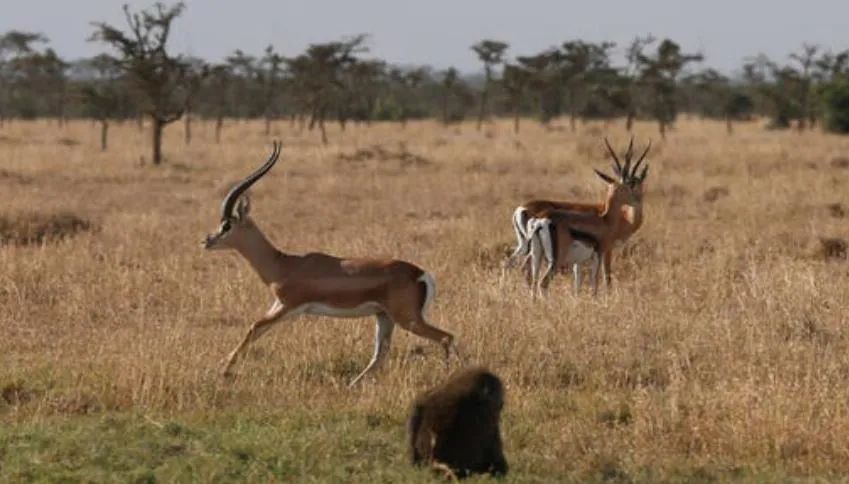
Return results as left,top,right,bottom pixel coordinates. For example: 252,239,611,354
2,117,849,482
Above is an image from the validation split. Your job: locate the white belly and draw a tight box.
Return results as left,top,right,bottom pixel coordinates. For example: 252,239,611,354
565,240,596,264
299,302,383,318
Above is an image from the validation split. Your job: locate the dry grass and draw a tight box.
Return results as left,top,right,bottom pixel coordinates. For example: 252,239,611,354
2,117,849,481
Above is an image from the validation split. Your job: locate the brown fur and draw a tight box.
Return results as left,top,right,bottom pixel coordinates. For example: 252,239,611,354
408,367,507,479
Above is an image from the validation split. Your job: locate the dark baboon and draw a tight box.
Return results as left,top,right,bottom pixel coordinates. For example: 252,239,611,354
407,367,507,478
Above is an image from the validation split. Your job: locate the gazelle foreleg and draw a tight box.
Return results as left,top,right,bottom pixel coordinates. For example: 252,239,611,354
348,312,395,387
221,299,298,376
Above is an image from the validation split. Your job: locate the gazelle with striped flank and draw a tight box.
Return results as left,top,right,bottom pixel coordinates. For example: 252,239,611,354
522,138,650,295
507,137,650,290
204,142,460,387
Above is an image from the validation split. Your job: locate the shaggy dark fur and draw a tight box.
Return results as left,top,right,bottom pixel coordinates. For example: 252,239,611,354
407,367,507,478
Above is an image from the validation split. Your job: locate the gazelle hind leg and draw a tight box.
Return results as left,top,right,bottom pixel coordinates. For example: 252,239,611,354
348,312,395,387
590,252,601,297
504,208,529,269
222,300,297,376
573,263,582,295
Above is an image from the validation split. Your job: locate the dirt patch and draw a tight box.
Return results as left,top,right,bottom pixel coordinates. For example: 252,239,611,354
0,212,92,246
0,169,32,184
818,237,847,260
337,143,431,168
827,203,846,218
1,380,39,405
703,186,730,203
830,157,849,169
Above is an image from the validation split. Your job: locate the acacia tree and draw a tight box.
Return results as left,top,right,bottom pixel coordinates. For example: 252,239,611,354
560,40,615,131
261,45,285,135
206,64,232,143
79,54,123,150
90,2,191,165
0,31,48,125
287,35,367,144
788,44,819,130
638,38,703,138
471,39,508,130
502,63,531,133
517,50,560,123
439,67,459,124
621,35,655,131
182,57,208,145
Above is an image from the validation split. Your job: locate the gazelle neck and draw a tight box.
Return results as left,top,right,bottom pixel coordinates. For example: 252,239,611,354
231,217,285,285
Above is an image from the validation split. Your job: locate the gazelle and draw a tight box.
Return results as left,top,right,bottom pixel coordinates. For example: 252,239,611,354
204,142,460,387
521,139,650,295
507,137,649,289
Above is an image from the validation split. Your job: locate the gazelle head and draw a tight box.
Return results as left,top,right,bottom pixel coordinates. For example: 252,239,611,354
203,141,281,250
594,137,651,206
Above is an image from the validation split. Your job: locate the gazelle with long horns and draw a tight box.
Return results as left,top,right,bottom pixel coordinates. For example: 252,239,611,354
507,137,650,290
204,142,460,386
521,138,650,295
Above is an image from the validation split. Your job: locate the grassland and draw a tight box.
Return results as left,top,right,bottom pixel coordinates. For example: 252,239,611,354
1,117,849,482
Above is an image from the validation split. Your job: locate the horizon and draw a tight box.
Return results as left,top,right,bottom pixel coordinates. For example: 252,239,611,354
2,1,848,77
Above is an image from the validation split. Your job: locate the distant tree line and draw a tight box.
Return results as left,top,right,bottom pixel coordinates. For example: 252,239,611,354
1,2,848,164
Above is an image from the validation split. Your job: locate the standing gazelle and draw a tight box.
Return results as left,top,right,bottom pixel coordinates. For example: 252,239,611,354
521,138,650,295
204,142,459,386
508,137,650,291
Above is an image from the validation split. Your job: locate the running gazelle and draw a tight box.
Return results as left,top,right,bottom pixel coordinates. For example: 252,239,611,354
203,142,461,386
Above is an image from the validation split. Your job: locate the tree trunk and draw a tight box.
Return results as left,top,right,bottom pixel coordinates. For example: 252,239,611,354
570,112,577,132
319,116,328,145
100,120,109,151
215,115,223,144
477,84,488,131
513,103,520,134
265,113,271,135
625,111,635,131
184,109,192,145
658,119,666,139
152,117,164,165
137,114,144,131
725,115,733,136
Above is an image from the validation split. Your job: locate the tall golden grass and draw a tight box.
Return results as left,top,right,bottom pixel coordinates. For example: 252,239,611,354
2,117,849,478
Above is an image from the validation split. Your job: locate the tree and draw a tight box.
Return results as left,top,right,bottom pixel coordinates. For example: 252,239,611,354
287,34,368,144
471,40,508,130
637,38,703,137
0,31,48,124
90,2,191,165
260,45,285,135
439,67,459,124
622,35,655,131
517,50,560,123
820,78,849,133
502,63,531,133
79,54,123,150
560,40,615,131
206,63,232,143
789,44,819,130
182,57,208,145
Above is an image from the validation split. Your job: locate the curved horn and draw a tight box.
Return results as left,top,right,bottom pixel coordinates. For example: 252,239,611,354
603,137,622,175
622,136,635,179
220,141,281,220
630,140,652,178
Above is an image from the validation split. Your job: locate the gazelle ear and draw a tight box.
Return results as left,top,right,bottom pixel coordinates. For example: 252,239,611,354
594,169,616,184
235,195,251,219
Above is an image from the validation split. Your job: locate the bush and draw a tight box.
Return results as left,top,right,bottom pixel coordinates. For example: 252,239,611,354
820,78,849,134
0,212,91,245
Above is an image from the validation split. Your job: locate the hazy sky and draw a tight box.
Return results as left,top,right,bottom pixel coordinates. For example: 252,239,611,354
3,0,848,75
